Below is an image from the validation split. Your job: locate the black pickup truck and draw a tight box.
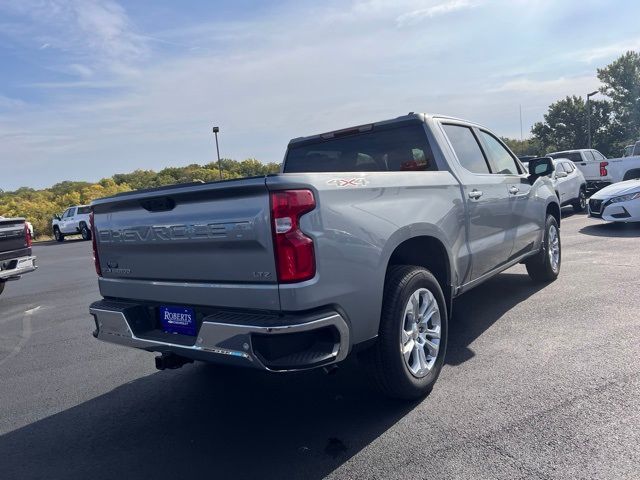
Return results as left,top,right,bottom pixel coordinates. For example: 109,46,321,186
0,217,37,296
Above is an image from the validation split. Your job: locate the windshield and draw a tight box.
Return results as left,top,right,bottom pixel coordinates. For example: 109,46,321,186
284,124,437,173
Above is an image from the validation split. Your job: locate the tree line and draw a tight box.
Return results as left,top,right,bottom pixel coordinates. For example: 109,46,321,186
503,51,640,157
0,159,280,239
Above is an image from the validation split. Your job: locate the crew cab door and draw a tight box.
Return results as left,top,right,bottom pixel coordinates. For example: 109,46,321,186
476,130,539,260
60,208,75,233
441,123,514,280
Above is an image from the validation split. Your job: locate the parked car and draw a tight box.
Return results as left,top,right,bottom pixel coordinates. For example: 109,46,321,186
548,148,640,192
88,113,561,399
0,216,37,296
588,179,640,222
52,205,92,242
550,158,587,212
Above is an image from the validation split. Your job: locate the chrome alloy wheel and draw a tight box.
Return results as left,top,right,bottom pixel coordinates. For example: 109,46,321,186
579,191,586,209
548,224,560,273
400,288,441,378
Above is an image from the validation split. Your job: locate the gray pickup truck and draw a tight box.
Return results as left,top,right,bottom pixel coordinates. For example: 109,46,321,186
0,217,37,296
89,113,560,399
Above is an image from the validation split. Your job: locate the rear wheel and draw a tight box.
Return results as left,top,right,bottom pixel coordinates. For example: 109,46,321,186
53,227,64,242
363,265,448,400
80,223,91,241
526,215,561,282
572,188,586,213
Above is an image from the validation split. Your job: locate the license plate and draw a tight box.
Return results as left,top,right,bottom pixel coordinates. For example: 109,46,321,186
159,306,197,336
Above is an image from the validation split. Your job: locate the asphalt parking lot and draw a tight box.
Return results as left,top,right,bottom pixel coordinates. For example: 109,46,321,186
1,211,639,480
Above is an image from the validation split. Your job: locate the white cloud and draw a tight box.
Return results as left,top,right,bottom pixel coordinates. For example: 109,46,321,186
1,0,639,189
575,38,640,63
396,0,482,26
491,75,601,96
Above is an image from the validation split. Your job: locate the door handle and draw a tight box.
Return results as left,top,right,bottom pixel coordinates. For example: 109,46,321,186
509,186,519,195
468,190,483,199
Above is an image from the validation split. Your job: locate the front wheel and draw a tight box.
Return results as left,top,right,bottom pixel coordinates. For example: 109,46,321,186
572,189,586,213
53,227,64,242
363,265,448,400
526,215,561,282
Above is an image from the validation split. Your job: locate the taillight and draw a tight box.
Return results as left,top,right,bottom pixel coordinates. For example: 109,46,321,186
24,223,32,247
600,161,608,176
270,189,316,283
89,210,101,276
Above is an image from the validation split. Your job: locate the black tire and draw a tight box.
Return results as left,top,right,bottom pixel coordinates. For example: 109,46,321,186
80,223,91,241
526,215,561,282
363,265,448,400
53,227,64,242
0,282,5,296
572,188,586,213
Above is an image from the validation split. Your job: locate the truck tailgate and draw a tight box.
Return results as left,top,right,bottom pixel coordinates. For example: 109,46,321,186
0,218,29,260
91,178,280,309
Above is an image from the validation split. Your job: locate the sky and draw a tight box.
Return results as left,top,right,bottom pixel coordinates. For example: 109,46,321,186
1,0,639,191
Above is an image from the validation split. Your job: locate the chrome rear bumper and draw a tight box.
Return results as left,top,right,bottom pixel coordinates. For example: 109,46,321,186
89,300,350,371
0,256,37,281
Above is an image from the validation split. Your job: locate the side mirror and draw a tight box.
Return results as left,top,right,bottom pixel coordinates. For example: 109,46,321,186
528,157,554,182
555,171,568,178
54,214,61,220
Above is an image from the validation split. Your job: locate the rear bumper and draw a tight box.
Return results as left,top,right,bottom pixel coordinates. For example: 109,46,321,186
89,300,350,371
0,255,37,281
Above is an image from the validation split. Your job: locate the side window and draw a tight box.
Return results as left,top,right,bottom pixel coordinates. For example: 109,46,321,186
564,162,574,173
442,124,490,174
592,150,606,161
479,131,520,175
583,151,596,162
555,163,565,173
66,208,76,218
77,206,91,215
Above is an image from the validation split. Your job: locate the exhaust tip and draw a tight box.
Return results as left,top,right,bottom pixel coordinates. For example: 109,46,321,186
155,353,193,371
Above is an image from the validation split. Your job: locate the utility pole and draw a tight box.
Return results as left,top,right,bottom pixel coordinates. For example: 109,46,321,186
519,104,523,141
212,126,222,180
586,91,598,149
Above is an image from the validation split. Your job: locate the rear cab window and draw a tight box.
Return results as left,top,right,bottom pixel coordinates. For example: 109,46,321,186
442,124,490,174
284,123,437,173
549,152,583,163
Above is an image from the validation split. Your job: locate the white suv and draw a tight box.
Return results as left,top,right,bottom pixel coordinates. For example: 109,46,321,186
52,205,92,242
551,159,587,212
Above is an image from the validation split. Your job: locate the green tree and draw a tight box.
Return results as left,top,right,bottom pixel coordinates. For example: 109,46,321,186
597,51,640,143
501,137,543,157
531,95,621,156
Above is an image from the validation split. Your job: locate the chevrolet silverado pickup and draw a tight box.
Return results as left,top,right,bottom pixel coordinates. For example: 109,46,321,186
89,113,561,399
0,217,37,297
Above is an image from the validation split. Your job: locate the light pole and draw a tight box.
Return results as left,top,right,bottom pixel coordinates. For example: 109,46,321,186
586,90,598,149
212,126,222,180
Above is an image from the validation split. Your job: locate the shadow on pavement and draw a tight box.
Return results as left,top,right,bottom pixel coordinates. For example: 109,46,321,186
0,272,547,479
446,272,546,366
0,358,415,480
579,221,640,238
